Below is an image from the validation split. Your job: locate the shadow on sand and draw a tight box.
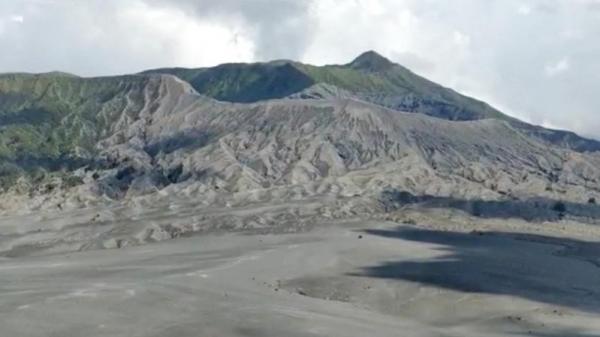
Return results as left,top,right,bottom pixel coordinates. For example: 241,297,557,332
381,190,600,223
521,331,600,337
353,226,600,314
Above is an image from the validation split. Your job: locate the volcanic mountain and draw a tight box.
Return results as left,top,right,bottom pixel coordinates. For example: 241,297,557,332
0,51,599,217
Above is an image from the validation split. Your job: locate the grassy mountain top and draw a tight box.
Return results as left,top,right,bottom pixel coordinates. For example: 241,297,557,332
347,50,396,72
143,51,509,122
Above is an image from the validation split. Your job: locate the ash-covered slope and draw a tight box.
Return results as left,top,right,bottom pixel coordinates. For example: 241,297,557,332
114,81,600,204
1,71,600,214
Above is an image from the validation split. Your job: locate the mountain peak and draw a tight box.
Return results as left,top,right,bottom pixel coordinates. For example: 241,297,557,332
348,50,395,72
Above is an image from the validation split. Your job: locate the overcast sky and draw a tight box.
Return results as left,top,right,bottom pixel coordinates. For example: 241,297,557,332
0,0,598,138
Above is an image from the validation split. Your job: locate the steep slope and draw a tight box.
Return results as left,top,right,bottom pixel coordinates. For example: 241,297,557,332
143,51,600,152
130,90,600,203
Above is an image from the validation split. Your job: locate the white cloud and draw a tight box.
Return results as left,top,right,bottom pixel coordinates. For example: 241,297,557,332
10,14,24,23
559,29,583,40
116,2,254,68
301,0,420,65
517,4,532,15
452,31,471,47
545,58,570,77
0,0,256,75
144,0,315,61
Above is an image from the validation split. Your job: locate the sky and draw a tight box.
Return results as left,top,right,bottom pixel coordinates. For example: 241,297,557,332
0,0,598,138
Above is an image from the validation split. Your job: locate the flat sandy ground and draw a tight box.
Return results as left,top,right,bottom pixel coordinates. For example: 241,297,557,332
2,220,600,337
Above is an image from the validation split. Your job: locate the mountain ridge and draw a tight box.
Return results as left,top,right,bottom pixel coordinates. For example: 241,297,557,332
142,50,508,120
347,50,397,72
142,51,600,152
1,52,600,215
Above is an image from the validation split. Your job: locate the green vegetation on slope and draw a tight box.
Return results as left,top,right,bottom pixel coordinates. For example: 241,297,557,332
143,51,509,122
145,62,314,103
0,72,152,188
295,62,508,121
